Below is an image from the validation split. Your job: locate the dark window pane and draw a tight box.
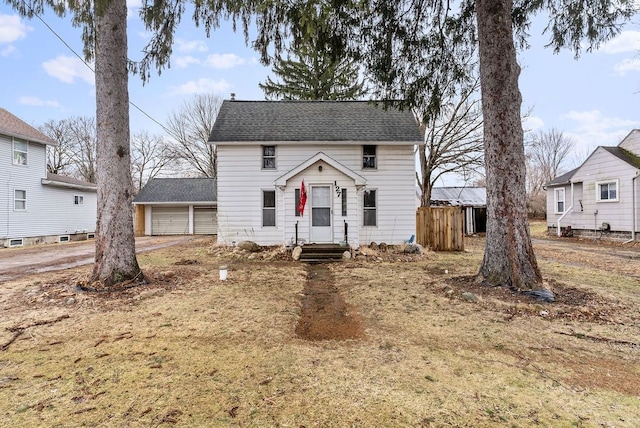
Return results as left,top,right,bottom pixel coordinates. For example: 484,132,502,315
263,191,275,208
295,189,300,216
610,184,616,200
263,157,276,169
363,209,376,226
557,201,564,212
341,188,347,216
364,190,376,207
263,209,275,226
601,185,609,200
263,146,275,156
312,208,331,226
363,145,376,169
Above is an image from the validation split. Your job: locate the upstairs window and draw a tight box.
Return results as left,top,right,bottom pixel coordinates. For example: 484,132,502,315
262,146,276,169
363,189,377,226
554,188,565,214
75,195,84,205
596,180,618,202
363,145,377,169
14,189,26,210
13,138,28,165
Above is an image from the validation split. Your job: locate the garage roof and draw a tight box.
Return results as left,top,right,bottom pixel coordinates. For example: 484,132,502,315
133,178,216,204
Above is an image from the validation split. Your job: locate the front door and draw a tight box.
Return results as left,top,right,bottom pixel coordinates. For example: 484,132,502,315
310,185,332,242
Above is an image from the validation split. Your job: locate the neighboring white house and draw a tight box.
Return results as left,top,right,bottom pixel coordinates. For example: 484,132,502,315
133,178,217,236
0,108,97,247
208,100,423,247
545,129,640,241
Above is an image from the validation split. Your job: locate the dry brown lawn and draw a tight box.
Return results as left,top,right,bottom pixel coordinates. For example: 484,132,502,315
1,223,639,427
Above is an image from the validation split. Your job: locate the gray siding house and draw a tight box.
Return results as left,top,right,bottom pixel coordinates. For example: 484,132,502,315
545,129,640,241
208,100,423,247
0,108,97,247
133,178,217,236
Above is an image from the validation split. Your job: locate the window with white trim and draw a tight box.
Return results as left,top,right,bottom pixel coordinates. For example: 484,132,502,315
363,189,377,226
262,190,276,226
554,188,565,214
363,145,377,169
262,146,276,169
596,180,618,202
13,138,28,165
14,189,26,210
74,195,84,205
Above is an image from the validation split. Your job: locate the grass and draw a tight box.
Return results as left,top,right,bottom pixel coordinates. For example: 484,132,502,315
0,235,639,427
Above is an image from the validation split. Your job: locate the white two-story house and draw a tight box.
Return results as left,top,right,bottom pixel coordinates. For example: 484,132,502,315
1,108,97,247
208,100,423,247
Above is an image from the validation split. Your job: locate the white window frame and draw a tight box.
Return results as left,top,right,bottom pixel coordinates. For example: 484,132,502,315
74,195,84,205
14,189,27,211
12,138,28,166
262,145,276,170
363,189,377,226
363,145,377,169
262,189,276,227
596,179,619,202
554,188,565,214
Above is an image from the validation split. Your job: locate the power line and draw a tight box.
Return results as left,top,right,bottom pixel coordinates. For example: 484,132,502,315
23,1,170,134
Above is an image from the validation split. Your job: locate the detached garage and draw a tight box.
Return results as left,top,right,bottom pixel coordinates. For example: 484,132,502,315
133,178,217,236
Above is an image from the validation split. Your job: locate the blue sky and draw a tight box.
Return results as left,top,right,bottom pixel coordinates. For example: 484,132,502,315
1,2,639,175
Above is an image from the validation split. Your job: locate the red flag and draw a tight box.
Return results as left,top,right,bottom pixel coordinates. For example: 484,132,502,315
298,180,307,216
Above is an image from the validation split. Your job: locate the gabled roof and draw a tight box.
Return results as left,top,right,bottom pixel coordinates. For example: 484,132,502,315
0,108,56,146
431,187,486,206
544,167,579,187
275,152,366,187
601,146,640,169
133,178,217,204
42,172,97,191
208,100,423,143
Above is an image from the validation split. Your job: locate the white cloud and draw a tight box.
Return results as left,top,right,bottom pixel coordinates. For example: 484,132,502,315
169,78,231,95
600,30,640,54
18,96,61,108
562,110,639,134
613,58,640,75
42,55,95,84
204,53,245,69
523,115,545,132
176,39,208,53
1,45,16,57
0,14,32,47
174,55,201,69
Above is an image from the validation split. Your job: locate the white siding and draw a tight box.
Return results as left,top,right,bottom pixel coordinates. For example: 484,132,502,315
565,147,638,232
217,143,416,246
1,134,97,240
619,129,640,154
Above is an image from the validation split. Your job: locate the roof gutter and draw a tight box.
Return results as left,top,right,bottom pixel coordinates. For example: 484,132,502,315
41,178,97,191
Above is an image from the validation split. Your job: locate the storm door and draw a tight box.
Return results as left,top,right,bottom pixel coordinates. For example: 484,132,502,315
310,185,332,242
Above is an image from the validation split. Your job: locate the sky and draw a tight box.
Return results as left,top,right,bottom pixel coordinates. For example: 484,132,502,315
1,2,639,184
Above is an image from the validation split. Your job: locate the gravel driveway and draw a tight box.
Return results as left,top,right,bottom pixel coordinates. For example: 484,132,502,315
0,236,199,282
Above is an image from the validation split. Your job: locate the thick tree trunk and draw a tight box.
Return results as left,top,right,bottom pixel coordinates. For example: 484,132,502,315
475,0,542,289
90,0,142,286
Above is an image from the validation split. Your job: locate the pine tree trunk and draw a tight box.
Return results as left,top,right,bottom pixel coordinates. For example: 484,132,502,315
90,0,142,286
475,0,542,289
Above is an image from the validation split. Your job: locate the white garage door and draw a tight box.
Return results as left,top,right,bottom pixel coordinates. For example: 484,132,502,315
194,207,217,235
152,206,189,235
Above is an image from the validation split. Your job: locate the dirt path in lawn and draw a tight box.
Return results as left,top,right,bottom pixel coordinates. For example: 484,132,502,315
295,263,365,341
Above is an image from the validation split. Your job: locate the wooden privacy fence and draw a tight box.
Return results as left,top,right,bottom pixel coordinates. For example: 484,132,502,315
416,207,464,251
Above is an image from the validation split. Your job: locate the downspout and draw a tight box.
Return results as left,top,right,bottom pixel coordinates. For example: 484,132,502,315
623,173,638,243
557,182,573,237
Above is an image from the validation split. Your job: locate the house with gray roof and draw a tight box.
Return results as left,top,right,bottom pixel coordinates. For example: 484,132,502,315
133,178,217,235
1,108,97,247
545,129,640,241
208,100,423,247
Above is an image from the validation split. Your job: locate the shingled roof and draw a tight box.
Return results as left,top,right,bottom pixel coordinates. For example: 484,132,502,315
133,178,217,204
42,172,97,191
208,100,422,143
0,108,55,146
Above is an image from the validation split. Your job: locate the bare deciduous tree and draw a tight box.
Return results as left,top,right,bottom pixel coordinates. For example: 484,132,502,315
165,94,222,178
525,128,574,217
41,119,74,175
40,117,97,183
131,131,175,193
417,74,484,207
